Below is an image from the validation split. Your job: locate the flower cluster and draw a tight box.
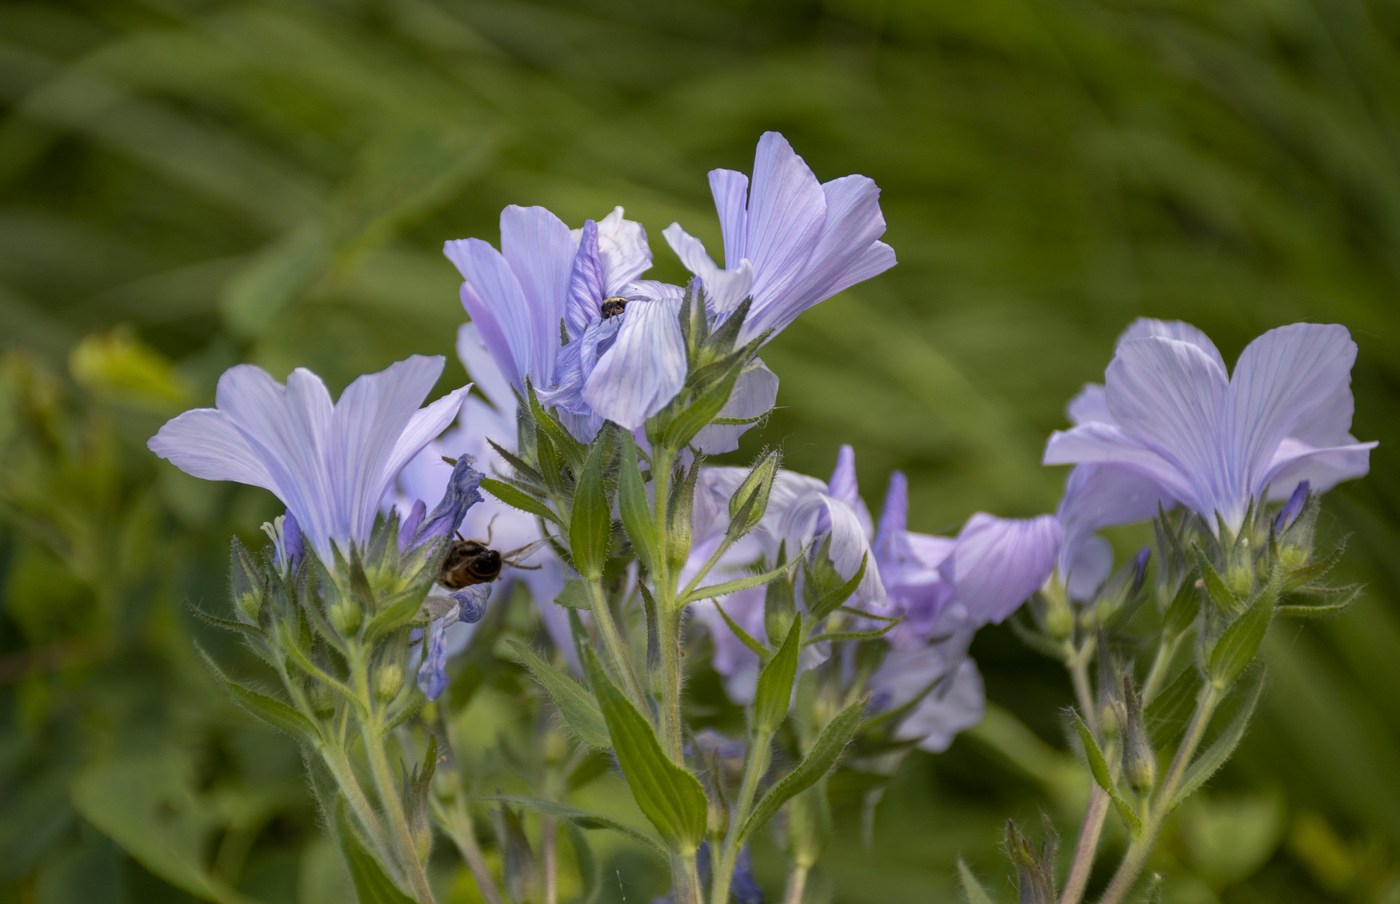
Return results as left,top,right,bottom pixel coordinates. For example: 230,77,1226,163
146,131,1373,904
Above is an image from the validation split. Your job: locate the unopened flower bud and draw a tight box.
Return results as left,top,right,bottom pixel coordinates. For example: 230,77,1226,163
1120,679,1155,795
329,599,361,636
727,450,780,541
309,681,336,718
375,663,405,702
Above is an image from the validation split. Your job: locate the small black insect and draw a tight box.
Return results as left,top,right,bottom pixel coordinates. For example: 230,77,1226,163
600,295,628,319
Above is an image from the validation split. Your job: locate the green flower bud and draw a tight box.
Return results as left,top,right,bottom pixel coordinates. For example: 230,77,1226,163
374,663,405,703
309,681,336,719
329,599,361,636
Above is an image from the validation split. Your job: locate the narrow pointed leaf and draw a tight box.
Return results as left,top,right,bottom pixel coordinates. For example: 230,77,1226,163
1071,712,1141,835
1168,669,1266,811
569,432,614,580
739,695,866,841
482,795,667,862
506,639,609,749
1208,589,1276,689
582,650,708,853
753,614,802,733
618,435,661,573
335,804,418,904
481,477,562,526
194,643,317,742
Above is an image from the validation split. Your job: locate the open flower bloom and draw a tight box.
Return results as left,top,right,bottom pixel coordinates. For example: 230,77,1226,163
663,131,897,344
149,355,469,563
1044,319,1375,535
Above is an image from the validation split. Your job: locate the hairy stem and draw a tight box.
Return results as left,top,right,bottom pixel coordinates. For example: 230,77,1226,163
783,863,810,904
1097,685,1222,904
711,729,772,904
1059,786,1109,904
435,800,505,904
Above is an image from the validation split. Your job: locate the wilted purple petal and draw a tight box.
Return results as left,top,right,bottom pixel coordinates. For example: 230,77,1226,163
452,584,491,624
407,455,484,550
417,615,451,700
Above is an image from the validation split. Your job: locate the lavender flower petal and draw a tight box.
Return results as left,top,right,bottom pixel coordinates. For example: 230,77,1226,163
944,514,1061,626
580,296,687,429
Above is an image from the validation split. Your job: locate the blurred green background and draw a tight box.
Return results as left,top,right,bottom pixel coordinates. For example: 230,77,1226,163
3,0,1399,901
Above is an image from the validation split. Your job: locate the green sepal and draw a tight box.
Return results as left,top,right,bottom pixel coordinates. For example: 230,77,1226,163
1197,553,1238,615
1006,819,1058,904
665,453,700,574
482,795,668,862
618,434,661,574
525,381,587,468
803,540,868,622
506,639,610,749
739,695,866,842
1071,711,1142,836
195,643,318,743
753,614,802,734
481,476,562,526
1207,587,1276,690
805,616,904,646
569,428,615,580
582,648,708,854
335,802,417,904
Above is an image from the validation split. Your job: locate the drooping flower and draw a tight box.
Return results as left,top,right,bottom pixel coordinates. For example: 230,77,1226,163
149,356,469,562
663,131,897,344
1044,319,1375,534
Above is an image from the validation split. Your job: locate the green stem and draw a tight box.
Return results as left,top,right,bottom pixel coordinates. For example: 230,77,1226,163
582,577,645,706
671,853,703,904
1096,685,1222,904
435,800,505,904
1065,640,1098,735
361,720,437,903
1140,633,1183,707
657,603,686,762
711,729,772,904
1059,786,1109,904
679,532,735,601
783,863,810,904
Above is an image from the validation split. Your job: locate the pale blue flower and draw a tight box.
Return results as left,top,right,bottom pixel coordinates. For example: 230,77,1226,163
1045,319,1374,534
663,131,896,344
150,356,469,562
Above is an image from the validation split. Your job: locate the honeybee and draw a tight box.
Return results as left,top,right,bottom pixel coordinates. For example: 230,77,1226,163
600,295,628,319
437,531,546,589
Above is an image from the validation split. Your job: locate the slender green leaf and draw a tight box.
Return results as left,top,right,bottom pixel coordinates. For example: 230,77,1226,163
569,432,613,579
583,650,707,853
1071,712,1142,836
335,803,417,904
1168,669,1267,811
712,600,769,659
618,434,661,573
505,639,610,749
740,695,866,841
957,859,997,904
1208,589,1276,690
484,796,668,861
194,643,317,742
682,557,796,605
753,614,801,733
480,477,561,526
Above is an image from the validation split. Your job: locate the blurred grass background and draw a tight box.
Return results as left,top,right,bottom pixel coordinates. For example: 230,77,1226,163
2,0,1399,901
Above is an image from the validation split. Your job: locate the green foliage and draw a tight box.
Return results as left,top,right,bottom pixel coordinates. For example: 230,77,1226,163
4,0,1400,900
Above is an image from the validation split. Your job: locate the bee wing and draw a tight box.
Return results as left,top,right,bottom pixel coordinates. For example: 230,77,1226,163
502,538,551,564
419,591,458,621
